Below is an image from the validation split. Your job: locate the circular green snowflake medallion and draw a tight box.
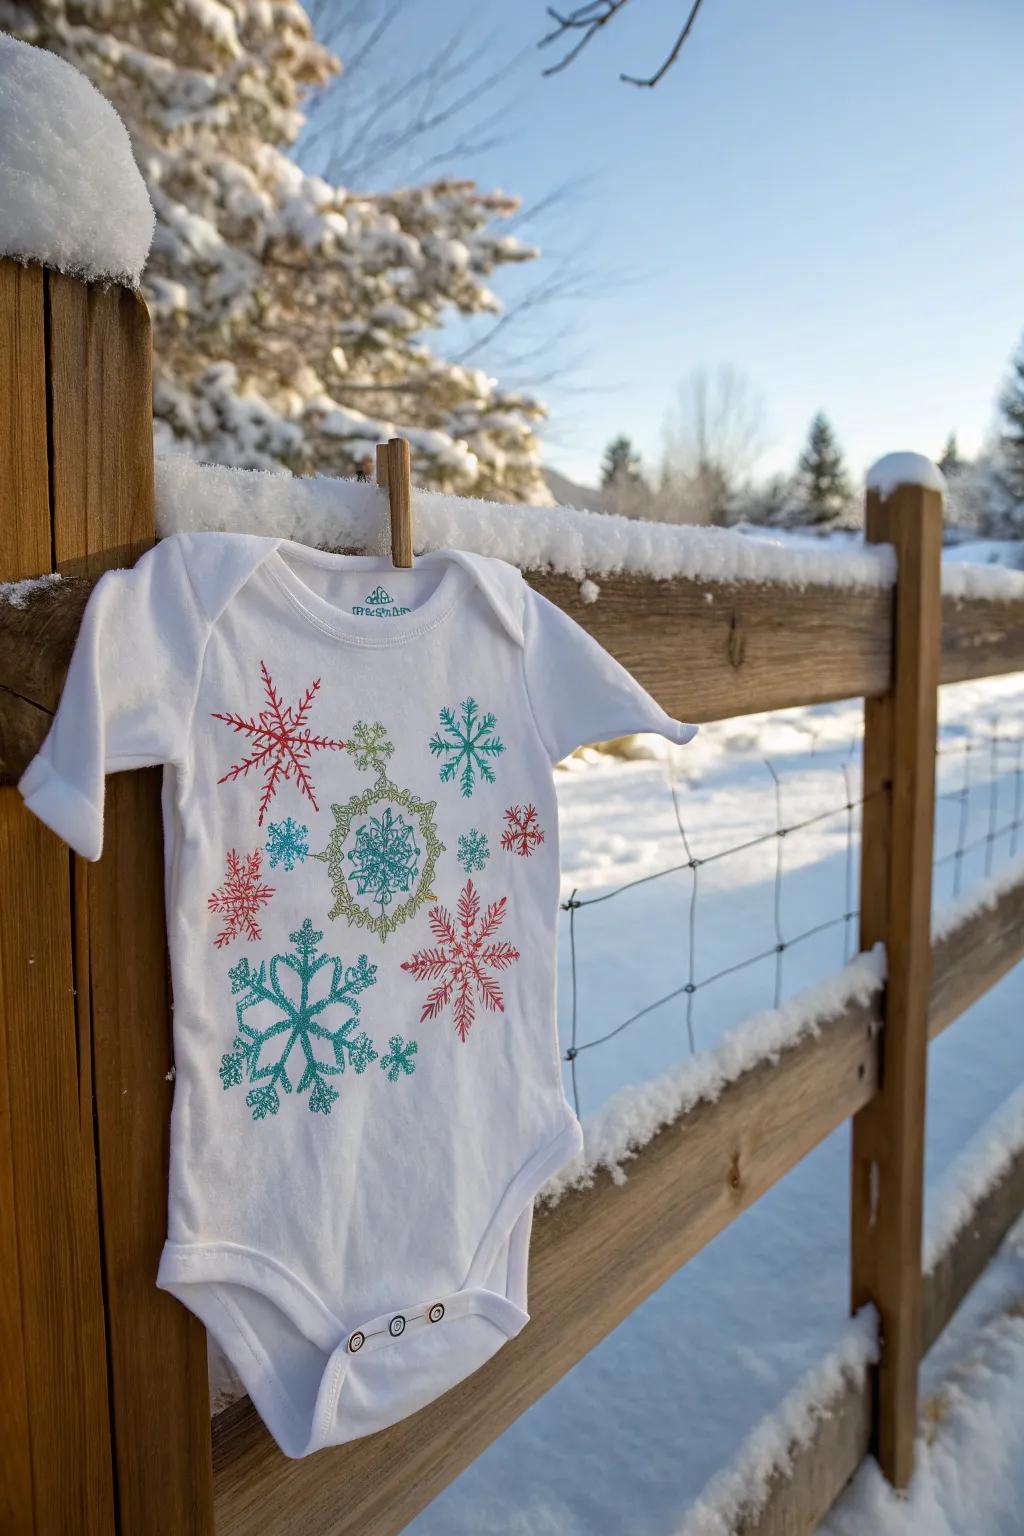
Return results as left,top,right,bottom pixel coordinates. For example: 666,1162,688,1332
316,724,444,942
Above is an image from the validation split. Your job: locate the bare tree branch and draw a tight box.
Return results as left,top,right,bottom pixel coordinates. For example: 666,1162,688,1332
621,0,707,86
538,0,708,86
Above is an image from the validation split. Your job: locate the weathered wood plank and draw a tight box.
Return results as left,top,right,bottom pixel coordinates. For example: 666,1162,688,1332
529,570,894,723
736,1373,873,1536
0,257,115,1534
928,875,1024,1040
921,1144,1024,1356
850,482,942,1487
47,272,214,1536
939,591,1024,687
0,253,44,1536
212,996,881,1535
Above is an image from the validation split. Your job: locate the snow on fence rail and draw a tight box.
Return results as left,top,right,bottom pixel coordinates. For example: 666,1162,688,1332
2,257,1024,1536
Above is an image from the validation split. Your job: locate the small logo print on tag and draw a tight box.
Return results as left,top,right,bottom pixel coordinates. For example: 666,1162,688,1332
353,584,411,618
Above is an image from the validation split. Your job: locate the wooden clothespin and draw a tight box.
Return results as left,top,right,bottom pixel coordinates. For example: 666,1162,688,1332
375,437,413,568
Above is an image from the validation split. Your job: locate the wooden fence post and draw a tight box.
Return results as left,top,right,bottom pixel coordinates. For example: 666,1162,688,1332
0,258,116,1535
0,258,214,1532
48,270,215,1533
851,475,942,1486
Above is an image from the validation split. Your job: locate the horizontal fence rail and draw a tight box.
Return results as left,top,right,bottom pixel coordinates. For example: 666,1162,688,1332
4,570,1024,781
209,868,1024,1536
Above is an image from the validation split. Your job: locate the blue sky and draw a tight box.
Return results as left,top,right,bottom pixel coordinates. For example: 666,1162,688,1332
307,0,1024,486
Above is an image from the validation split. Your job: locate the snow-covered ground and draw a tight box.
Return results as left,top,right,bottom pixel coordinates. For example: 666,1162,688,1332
407,669,1024,1536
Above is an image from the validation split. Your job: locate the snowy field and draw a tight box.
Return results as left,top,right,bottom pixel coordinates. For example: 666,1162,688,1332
408,669,1024,1536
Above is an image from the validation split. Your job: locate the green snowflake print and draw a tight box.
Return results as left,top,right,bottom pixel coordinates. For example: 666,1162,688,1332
348,807,421,914
218,918,378,1121
264,817,309,872
379,1035,418,1082
457,828,490,874
430,697,505,798
316,731,444,942
347,720,395,776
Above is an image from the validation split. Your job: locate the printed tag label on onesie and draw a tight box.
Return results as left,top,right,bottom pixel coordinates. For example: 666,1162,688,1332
351,584,411,618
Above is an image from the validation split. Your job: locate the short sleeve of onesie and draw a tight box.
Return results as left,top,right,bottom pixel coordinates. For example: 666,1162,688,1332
18,533,696,1458
523,587,698,760
18,538,208,861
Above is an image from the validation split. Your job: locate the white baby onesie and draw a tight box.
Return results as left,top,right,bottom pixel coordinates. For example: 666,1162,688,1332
20,534,695,1458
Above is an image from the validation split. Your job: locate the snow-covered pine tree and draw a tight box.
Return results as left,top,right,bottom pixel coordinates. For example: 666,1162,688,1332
791,412,854,527
3,1,548,500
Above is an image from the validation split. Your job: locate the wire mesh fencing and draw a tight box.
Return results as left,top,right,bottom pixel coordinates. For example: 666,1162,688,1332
561,719,1024,1117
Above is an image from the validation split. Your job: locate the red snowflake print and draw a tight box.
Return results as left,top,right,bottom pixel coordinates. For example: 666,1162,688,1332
500,803,546,858
207,849,275,949
212,661,346,825
401,877,520,1042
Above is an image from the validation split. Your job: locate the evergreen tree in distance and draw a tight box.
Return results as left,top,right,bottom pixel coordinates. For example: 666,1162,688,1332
939,433,964,477
792,413,853,527
601,434,643,489
998,337,1024,506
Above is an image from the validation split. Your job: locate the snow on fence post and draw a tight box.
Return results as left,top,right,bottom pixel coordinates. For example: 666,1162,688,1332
0,36,212,1535
851,458,943,1487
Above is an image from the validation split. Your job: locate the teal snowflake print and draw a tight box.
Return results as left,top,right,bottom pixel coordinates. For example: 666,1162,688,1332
379,1035,418,1082
219,918,378,1121
347,807,421,914
347,719,395,775
430,697,505,798
265,817,309,872
457,828,490,874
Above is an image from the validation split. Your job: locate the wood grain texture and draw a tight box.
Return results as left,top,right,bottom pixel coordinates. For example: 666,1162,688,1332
850,484,943,1488
386,435,413,567
0,257,115,1534
529,570,894,723
940,591,1024,686
0,256,46,1536
47,273,214,1536
211,996,882,1536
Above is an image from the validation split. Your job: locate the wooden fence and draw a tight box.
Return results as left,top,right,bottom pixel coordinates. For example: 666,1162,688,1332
1,255,1023,1536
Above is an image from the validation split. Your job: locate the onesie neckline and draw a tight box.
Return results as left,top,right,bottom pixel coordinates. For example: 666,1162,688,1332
264,544,468,648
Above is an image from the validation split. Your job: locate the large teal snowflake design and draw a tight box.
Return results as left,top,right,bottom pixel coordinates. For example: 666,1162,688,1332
265,817,309,872
347,720,395,776
430,697,505,798
457,829,490,874
218,918,378,1121
348,807,421,914
379,1035,418,1082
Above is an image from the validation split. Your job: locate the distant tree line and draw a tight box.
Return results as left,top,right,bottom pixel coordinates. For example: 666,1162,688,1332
596,340,1024,539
